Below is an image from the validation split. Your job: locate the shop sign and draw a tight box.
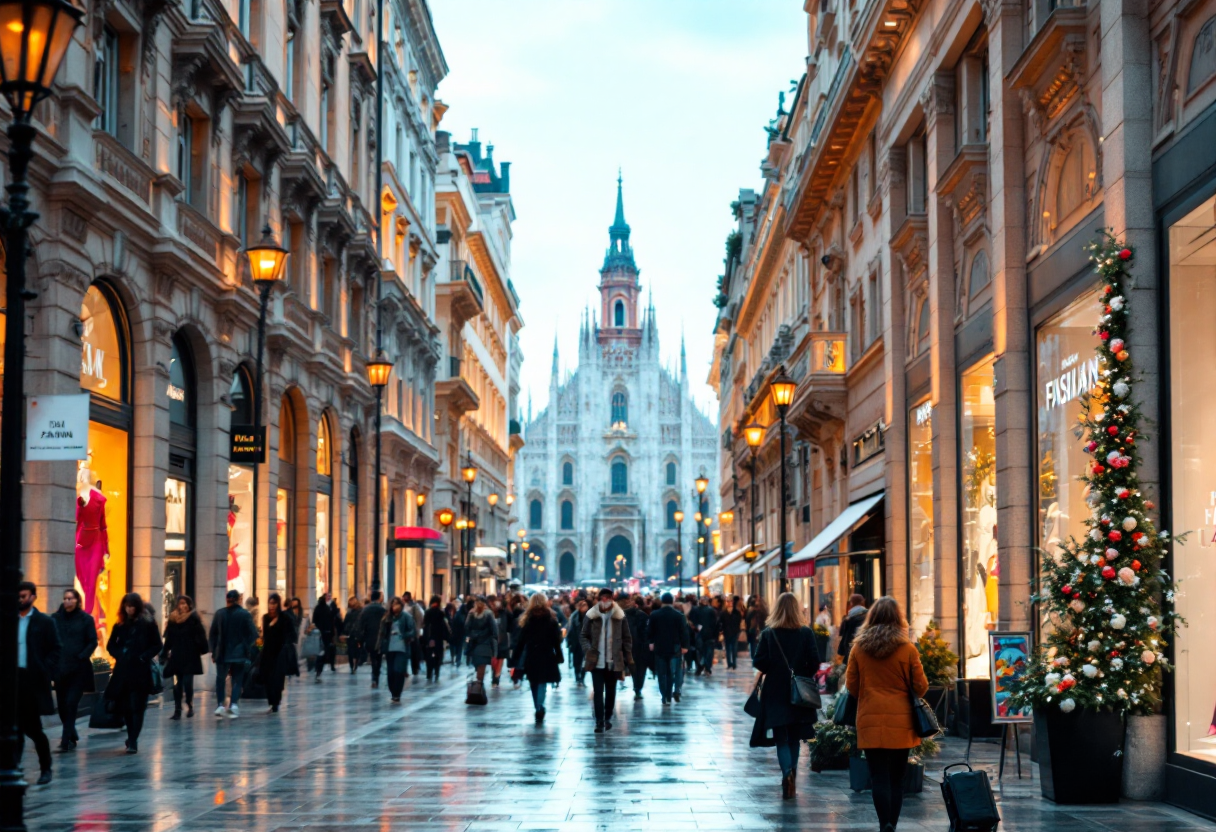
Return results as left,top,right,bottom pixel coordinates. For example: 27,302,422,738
914,402,932,426
230,425,266,463
25,394,90,460
1043,353,1100,410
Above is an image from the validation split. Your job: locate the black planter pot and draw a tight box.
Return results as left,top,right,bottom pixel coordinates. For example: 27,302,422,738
1035,706,1125,804
811,755,850,773
847,756,925,793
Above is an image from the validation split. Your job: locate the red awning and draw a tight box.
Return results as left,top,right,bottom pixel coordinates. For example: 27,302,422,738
391,526,447,550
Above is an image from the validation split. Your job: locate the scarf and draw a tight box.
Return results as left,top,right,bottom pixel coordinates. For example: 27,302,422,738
597,605,612,670
169,607,195,625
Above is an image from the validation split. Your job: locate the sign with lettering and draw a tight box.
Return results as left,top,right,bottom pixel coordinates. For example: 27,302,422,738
229,425,266,463
26,394,90,460
1043,354,1100,410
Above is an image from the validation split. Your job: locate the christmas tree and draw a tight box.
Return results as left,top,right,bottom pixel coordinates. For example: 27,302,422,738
1008,233,1179,717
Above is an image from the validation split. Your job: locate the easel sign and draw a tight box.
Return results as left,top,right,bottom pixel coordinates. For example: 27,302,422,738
989,631,1031,779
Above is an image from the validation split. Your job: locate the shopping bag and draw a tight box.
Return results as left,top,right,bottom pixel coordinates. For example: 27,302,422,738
301,630,322,659
89,695,123,730
465,677,488,705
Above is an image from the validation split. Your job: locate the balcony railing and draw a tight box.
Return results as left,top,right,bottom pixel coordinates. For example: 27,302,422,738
449,259,485,304
810,331,848,376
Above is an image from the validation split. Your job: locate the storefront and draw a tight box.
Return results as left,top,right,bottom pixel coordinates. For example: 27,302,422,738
346,429,359,597
907,392,934,635
316,414,334,600
164,334,197,622
958,354,997,679
227,368,256,598
276,394,298,598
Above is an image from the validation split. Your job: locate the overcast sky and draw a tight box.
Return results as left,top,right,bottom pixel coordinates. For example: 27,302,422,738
430,1,807,418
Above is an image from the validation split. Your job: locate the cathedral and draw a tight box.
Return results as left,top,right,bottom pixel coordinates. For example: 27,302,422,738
517,178,719,587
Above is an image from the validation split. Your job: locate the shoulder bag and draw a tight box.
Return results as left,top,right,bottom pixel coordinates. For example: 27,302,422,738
908,658,941,737
772,628,822,710
832,686,857,726
744,674,765,718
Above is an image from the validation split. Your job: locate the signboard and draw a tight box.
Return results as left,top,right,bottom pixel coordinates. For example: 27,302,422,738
989,632,1033,723
229,425,266,463
26,394,90,460
788,559,816,580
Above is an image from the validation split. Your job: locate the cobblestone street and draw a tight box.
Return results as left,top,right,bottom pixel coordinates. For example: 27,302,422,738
22,660,1216,831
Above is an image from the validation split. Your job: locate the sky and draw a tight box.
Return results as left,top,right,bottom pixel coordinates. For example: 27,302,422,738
429,1,808,418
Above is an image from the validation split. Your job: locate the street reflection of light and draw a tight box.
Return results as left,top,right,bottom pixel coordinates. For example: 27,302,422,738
214,789,225,804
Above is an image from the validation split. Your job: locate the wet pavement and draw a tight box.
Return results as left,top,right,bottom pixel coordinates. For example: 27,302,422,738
23,657,1216,831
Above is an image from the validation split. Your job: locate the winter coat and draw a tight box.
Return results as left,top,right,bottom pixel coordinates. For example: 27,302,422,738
380,611,416,656
259,612,299,678
422,606,451,647
312,600,336,643
358,603,386,649
837,606,867,662
510,612,564,684
566,611,585,648
161,611,208,676
579,603,634,674
623,606,649,667
19,608,61,715
208,604,258,663
342,610,362,642
689,604,720,641
449,608,466,643
745,607,767,639
105,612,163,700
494,608,513,659
721,608,744,640
749,626,819,747
646,604,691,658
464,609,498,664
845,637,929,750
51,605,97,690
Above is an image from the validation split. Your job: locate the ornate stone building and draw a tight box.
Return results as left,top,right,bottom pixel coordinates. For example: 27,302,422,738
517,180,718,587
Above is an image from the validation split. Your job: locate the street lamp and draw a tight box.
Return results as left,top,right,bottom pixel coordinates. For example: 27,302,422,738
437,508,454,595
504,494,515,580
416,492,427,509
486,493,499,588
743,421,764,563
460,454,478,596
673,509,684,594
770,367,797,592
365,352,392,592
0,1,85,823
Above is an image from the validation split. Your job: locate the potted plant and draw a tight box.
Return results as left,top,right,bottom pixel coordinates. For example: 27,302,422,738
813,622,830,660
848,736,939,794
916,620,958,715
1006,235,1181,805
808,719,854,772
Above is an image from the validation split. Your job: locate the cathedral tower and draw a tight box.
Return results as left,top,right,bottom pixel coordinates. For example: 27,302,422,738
598,173,642,346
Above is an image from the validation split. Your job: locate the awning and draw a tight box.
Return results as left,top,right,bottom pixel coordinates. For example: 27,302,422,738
696,547,749,582
473,546,507,562
721,556,754,576
390,526,447,550
786,492,884,578
749,545,784,574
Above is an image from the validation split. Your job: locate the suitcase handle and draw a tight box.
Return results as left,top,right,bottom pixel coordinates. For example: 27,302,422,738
941,762,975,778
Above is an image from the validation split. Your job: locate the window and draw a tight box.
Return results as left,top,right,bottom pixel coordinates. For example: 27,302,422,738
868,272,881,345
916,296,931,356
1055,145,1086,222
317,416,332,476
95,27,119,137
238,0,250,36
611,459,628,495
850,165,860,225
560,500,573,530
867,130,878,200
666,499,678,529
611,391,627,428
969,250,991,297
665,461,676,485
320,83,330,153
285,29,296,103
177,114,192,202
908,400,933,633
907,134,927,214
529,498,542,530
562,461,573,485
960,355,997,678
614,299,625,327
236,174,249,249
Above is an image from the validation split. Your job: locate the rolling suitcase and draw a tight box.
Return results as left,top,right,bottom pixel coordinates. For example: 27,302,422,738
940,762,1000,831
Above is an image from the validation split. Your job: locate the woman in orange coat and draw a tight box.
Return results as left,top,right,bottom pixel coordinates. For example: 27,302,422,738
844,596,929,832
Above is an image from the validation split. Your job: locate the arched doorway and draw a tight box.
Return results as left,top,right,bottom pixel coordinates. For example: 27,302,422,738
559,551,576,583
164,333,196,622
664,549,680,582
605,535,632,587
315,413,334,600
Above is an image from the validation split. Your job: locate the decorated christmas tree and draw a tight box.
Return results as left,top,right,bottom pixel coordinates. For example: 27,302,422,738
1008,233,1180,717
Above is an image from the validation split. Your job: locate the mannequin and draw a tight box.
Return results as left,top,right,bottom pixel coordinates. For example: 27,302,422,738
75,461,110,622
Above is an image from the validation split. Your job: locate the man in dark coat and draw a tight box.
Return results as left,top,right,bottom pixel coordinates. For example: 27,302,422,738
622,595,649,700
17,582,61,785
647,592,690,705
209,589,258,716
51,589,97,750
689,596,720,676
836,594,868,664
359,590,387,688
310,593,337,681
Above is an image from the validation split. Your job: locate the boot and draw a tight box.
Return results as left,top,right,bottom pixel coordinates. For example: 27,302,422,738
781,772,793,800
170,708,182,720
186,701,194,718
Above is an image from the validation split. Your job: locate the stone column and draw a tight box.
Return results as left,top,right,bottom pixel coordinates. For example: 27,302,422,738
880,160,910,610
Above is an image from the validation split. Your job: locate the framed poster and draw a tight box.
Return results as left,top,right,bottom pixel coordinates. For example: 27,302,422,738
989,632,1033,723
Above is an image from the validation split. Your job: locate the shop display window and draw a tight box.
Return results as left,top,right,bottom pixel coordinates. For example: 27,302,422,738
78,421,128,655
275,487,290,595
346,501,356,598
80,286,123,402
908,400,934,633
960,356,997,678
1168,193,1216,762
316,493,331,600
228,466,254,595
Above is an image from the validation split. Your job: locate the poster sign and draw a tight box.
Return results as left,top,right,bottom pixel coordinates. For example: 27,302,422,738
230,425,266,463
26,394,90,460
989,632,1033,723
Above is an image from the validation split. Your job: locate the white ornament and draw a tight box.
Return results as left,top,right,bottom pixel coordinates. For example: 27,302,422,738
1088,640,1102,652
1122,517,1137,531
1113,380,1130,397
1045,672,1062,687
1110,657,1124,671
1060,698,1077,713
1107,451,1121,464
1110,296,1125,311
1090,529,1103,542
1106,547,1120,559
1141,650,1156,665
1111,614,1127,630
1147,616,1159,630
1082,664,1099,678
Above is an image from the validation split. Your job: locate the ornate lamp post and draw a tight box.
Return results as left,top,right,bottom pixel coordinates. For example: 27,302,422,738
504,494,515,579
365,353,392,592
460,454,478,595
437,507,454,596
769,367,797,592
673,509,684,594
486,493,499,587
743,422,764,564
455,518,468,596
695,473,709,566
0,1,85,823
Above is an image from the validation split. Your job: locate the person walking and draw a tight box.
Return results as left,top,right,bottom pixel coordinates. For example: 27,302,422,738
422,595,450,681
489,596,512,686
105,593,162,753
288,596,309,675
510,593,563,722
258,593,298,713
567,598,588,687
845,597,929,832
464,597,498,687
209,589,258,717
646,592,689,705
580,589,633,733
623,594,649,700
341,596,364,674
380,597,416,702
745,596,768,660
689,596,719,676
311,593,337,682
447,600,465,670
358,591,387,688
16,582,59,784
837,593,868,664
750,591,820,800
402,592,425,677
720,596,744,670
160,595,208,720
51,588,96,751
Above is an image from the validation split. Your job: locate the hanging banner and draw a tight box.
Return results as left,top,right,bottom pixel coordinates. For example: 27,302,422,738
26,394,90,460
230,425,266,463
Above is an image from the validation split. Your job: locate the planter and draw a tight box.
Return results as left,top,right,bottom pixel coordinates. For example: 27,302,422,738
815,634,830,661
1122,714,1166,801
847,756,925,794
810,755,850,773
77,669,111,718
1035,706,1125,804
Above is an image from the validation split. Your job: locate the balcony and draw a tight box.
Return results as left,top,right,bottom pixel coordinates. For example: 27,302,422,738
94,130,154,207
787,332,848,444
437,258,483,330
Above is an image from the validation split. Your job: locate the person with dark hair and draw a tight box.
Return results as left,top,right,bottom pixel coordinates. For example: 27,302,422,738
422,595,450,681
106,592,162,753
837,593,868,664
160,595,208,719
258,593,298,712
646,592,689,705
51,587,96,751
622,594,649,700
567,598,589,687
580,588,633,733
689,596,720,676
402,592,425,677
489,596,512,687
380,597,416,702
745,596,768,660
464,596,498,687
720,596,744,670
311,592,337,682
17,582,59,784
209,589,258,717
447,600,465,670
358,590,387,688
287,596,308,674
511,593,563,722
341,596,364,674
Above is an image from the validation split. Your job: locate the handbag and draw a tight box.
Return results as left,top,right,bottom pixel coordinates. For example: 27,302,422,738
466,676,488,706
771,628,822,710
832,687,857,726
149,661,164,696
301,629,322,659
908,662,940,738
744,674,764,718
89,694,124,730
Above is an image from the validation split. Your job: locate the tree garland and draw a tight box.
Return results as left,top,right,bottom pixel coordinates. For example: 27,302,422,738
1007,232,1181,717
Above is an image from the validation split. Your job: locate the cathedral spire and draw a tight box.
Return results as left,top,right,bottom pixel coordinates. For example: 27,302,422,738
601,171,637,273
612,168,627,229
680,330,688,383
550,334,560,386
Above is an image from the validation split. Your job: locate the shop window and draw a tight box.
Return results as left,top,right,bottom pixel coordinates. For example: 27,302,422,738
908,400,934,633
611,459,628,494
916,296,931,356
960,355,997,678
1167,192,1216,763
529,498,542,530
560,499,573,530
166,336,196,616
275,487,290,595
80,285,124,402
316,414,334,601
227,367,255,596
317,414,332,477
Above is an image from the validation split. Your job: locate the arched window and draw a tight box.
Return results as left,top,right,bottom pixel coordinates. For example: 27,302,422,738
559,552,576,583
614,299,625,327
229,366,253,426
529,498,543,530
968,250,990,297
1056,144,1086,221
562,461,573,485
611,391,627,427
560,499,574,530
665,461,676,485
666,499,678,529
611,459,628,494
316,415,332,477
916,297,931,356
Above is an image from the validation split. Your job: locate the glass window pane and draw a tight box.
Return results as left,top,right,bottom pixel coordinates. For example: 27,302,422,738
316,493,331,601
960,355,997,678
908,401,934,634
81,286,124,402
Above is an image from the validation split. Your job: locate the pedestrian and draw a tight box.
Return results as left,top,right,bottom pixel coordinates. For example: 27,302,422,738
258,593,298,713
380,597,416,703
464,597,498,686
622,594,649,699
209,588,258,717
489,596,512,686
567,598,588,687
580,588,634,733
403,592,425,677
646,592,690,705
105,592,162,754
845,597,929,832
422,595,450,680
750,591,820,799
16,582,60,784
510,593,563,722
448,600,465,669
342,595,363,674
311,592,337,682
328,595,343,672
51,588,96,751
680,595,698,674
689,596,719,676
160,595,208,720
745,596,768,660
720,596,743,670
359,590,387,688
288,596,309,674
837,593,868,664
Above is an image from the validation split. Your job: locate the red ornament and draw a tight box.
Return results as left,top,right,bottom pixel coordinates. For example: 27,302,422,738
1131,560,1142,571
1062,585,1073,595
1058,678,1076,691
1109,530,1123,542
1102,565,1116,579
1103,285,1113,295
1108,426,1119,436
1100,331,1111,341
1104,305,1112,314
1097,557,1107,567
1133,545,1141,552
1145,501,1155,510
1086,441,1098,453
1110,650,1120,658
1119,248,1132,260
1132,532,1143,542
1101,518,1111,526
1093,464,1106,475
1073,592,1082,599
1118,488,1131,499
1125,436,1135,445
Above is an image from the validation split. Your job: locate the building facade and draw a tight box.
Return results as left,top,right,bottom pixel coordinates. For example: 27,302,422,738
518,181,719,589
712,0,1216,817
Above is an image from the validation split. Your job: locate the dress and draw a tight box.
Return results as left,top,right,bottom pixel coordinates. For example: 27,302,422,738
75,490,108,618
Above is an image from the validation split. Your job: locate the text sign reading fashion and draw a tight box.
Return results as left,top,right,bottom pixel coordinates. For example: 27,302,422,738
26,394,90,460
1043,354,1100,410
229,425,266,463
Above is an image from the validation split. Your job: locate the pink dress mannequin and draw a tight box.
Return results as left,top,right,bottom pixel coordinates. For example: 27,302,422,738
75,486,109,618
